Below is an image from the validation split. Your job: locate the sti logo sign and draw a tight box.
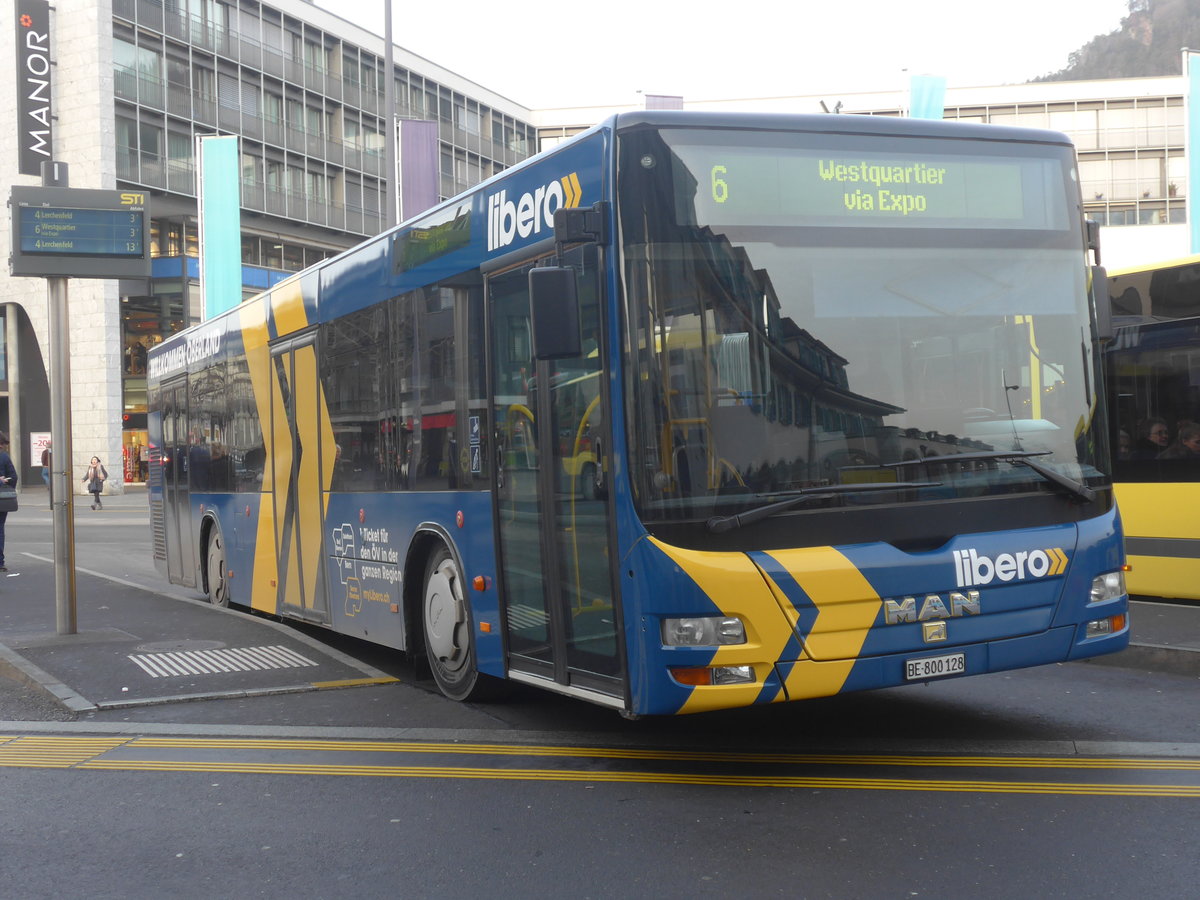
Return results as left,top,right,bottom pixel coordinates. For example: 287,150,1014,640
15,0,53,177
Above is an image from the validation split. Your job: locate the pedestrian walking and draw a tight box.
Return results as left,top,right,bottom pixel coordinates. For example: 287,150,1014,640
0,432,18,573
83,456,108,509
41,440,52,509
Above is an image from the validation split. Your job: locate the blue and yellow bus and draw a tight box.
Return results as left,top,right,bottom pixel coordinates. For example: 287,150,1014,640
147,111,1129,716
1107,254,1200,603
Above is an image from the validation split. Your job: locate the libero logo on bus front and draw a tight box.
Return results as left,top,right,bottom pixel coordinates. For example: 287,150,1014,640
952,547,1069,588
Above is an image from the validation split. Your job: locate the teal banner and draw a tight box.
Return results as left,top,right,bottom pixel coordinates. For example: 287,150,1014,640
909,75,947,121
199,135,242,319
1189,54,1200,253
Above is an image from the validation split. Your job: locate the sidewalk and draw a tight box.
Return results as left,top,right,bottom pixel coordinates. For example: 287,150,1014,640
0,491,400,712
0,486,1197,717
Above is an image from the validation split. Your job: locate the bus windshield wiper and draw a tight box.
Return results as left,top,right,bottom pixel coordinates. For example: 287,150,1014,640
706,481,942,534
888,450,1096,503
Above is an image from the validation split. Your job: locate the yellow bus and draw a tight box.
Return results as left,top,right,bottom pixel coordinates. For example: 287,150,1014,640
1107,254,1200,602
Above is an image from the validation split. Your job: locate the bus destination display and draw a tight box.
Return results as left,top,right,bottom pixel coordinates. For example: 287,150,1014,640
18,204,144,257
681,146,1067,231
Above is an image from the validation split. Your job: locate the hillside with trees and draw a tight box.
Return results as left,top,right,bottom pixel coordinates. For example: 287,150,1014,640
1035,0,1200,81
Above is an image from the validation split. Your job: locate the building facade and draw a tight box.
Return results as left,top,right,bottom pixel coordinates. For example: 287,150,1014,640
1,0,535,488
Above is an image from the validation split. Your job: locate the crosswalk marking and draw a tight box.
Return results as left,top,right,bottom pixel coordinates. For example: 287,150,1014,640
127,645,319,678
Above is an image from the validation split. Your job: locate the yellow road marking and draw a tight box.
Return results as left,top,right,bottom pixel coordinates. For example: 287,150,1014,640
0,735,132,768
70,759,1200,797
309,677,400,689
2,735,1197,796
126,738,1200,771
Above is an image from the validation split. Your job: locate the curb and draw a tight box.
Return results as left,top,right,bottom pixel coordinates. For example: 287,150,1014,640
0,641,96,712
1085,641,1200,677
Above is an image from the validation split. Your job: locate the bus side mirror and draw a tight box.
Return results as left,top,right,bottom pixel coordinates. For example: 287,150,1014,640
1091,265,1113,343
529,266,582,360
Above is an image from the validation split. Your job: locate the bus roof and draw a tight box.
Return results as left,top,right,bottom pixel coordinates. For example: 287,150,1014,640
604,110,1074,148
1107,253,1200,278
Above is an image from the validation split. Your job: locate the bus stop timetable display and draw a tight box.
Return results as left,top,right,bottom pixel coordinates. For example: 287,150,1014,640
9,186,150,278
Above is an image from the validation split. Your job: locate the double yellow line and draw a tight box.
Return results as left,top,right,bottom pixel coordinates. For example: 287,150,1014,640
2,735,1198,797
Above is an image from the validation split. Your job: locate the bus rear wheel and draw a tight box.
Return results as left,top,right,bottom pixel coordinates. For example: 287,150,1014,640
205,525,230,607
422,545,498,701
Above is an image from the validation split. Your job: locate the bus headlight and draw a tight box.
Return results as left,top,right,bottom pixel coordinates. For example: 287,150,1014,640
661,616,746,646
1089,571,1126,603
671,665,755,686
1085,613,1126,638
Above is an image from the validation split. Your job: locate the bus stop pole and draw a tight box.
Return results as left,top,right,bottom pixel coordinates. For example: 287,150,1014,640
48,275,77,635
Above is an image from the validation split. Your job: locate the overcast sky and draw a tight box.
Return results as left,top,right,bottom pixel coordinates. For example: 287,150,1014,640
314,0,1136,109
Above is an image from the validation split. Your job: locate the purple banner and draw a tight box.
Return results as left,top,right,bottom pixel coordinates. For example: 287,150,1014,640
397,119,439,223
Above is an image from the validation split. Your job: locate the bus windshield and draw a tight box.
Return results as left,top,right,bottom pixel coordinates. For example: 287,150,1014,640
617,125,1103,523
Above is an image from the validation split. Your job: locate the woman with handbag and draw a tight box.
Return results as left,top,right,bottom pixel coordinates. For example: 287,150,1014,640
83,456,108,510
0,432,18,573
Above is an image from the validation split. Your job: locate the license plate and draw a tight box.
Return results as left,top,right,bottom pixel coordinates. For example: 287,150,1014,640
905,652,966,681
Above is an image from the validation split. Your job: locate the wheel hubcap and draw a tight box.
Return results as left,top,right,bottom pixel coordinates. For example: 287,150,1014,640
425,561,464,664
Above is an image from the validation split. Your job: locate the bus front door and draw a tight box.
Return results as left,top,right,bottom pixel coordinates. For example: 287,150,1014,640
489,250,625,703
161,379,196,587
269,334,331,624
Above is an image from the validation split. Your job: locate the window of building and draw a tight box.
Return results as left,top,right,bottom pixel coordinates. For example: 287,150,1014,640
1168,155,1186,198
168,131,192,172
361,60,379,95
194,65,214,100
304,39,328,74
305,170,328,204
1100,106,1136,151
286,97,304,131
218,72,240,110
266,159,285,192
457,103,481,136
263,90,283,123
343,52,360,86
241,234,260,265
241,79,260,117
241,151,262,186
283,243,304,270
262,19,282,55
344,114,361,149
238,6,260,42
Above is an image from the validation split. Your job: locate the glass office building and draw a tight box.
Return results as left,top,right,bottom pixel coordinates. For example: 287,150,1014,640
1,0,535,486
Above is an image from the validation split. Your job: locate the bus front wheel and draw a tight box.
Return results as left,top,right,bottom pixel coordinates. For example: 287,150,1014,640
205,525,230,607
422,545,496,701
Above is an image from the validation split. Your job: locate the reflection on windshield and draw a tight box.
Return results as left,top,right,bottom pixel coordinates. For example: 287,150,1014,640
618,128,1104,521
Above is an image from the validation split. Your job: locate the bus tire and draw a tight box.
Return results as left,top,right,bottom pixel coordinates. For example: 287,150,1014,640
205,524,230,607
422,545,498,701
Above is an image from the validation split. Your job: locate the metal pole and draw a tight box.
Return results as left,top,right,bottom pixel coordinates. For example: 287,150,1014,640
384,0,397,230
47,276,77,635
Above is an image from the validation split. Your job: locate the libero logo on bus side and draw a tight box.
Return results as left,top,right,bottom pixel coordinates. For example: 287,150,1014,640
953,547,1069,588
486,172,582,252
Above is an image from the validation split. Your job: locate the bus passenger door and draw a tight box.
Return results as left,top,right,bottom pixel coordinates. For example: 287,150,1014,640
161,379,195,587
489,247,624,702
270,334,331,623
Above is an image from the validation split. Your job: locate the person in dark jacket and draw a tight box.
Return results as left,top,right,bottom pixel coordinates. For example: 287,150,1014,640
0,432,18,572
82,456,108,510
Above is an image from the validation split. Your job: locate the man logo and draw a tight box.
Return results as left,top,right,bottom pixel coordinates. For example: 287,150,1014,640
487,173,582,252
953,547,1068,588
884,591,981,625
